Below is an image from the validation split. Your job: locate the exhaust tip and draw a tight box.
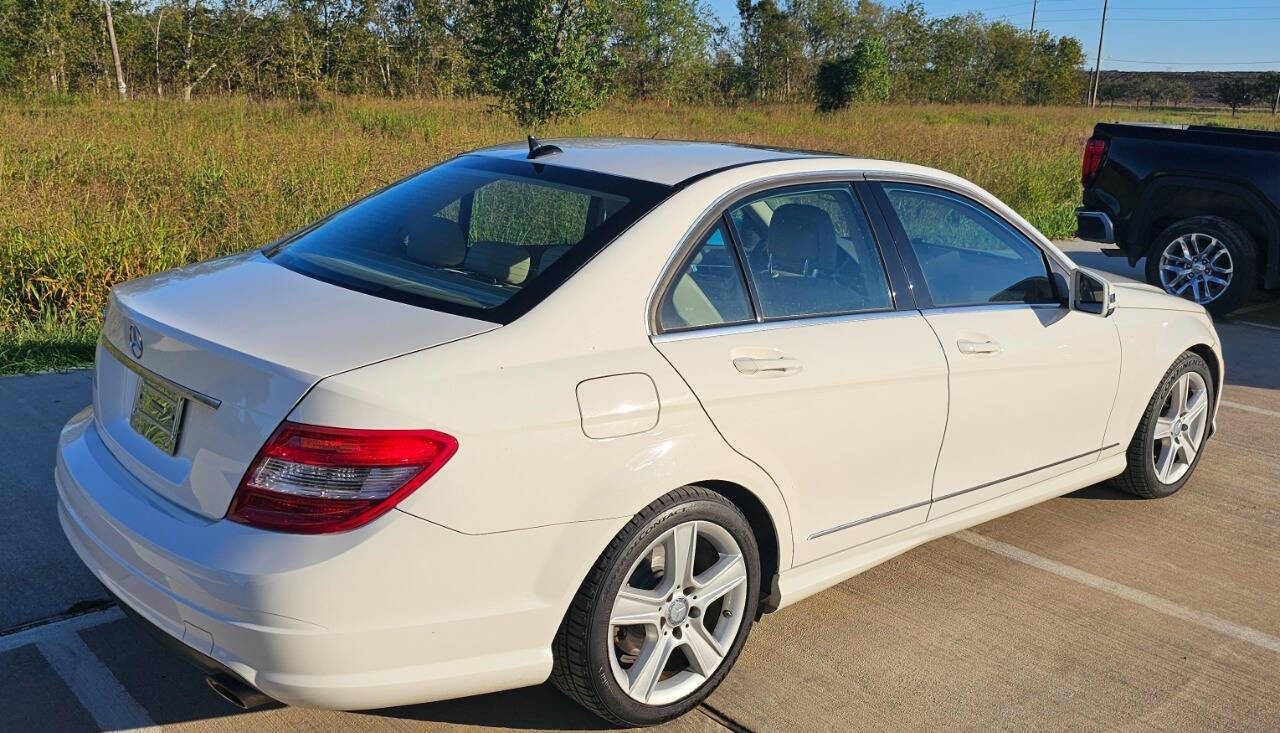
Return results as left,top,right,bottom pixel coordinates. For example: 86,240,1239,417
206,674,271,710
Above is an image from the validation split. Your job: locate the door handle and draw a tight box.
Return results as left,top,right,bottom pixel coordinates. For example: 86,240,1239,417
732,356,803,376
957,338,1001,355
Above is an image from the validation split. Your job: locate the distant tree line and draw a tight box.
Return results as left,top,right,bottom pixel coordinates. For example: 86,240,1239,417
0,0,1086,124
1096,70,1280,116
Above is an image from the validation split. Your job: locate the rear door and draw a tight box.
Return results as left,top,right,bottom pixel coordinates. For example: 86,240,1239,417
652,182,949,564
869,181,1121,517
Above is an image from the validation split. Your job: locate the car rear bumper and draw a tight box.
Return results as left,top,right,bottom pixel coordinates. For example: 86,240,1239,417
55,406,619,710
1075,209,1115,244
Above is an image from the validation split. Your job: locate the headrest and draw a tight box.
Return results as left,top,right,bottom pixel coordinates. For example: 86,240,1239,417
767,204,838,276
404,216,466,267
538,245,571,273
465,242,531,285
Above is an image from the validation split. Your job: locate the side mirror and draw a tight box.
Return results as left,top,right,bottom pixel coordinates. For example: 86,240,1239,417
1072,268,1115,317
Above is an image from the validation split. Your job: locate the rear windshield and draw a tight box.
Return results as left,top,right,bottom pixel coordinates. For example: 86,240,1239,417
267,156,671,323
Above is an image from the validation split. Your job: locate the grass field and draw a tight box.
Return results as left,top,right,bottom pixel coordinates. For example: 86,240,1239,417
2,96,1278,373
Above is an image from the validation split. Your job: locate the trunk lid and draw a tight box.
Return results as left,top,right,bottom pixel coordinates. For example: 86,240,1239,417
94,252,496,519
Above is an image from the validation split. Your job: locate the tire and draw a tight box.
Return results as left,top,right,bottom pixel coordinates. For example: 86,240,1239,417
1110,351,1214,499
551,486,760,727
1145,216,1258,317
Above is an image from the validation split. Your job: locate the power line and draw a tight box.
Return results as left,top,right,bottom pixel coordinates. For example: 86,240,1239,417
1040,15,1280,21
1107,58,1280,65
1039,3,1280,10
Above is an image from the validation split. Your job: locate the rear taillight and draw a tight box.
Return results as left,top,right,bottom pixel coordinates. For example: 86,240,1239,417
1081,136,1107,188
228,422,457,534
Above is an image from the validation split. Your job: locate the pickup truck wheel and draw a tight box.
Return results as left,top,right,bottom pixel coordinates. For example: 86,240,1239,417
1145,216,1257,317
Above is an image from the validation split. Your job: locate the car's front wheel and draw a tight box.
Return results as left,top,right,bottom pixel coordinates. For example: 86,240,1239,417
551,487,760,726
1111,351,1214,499
1145,216,1257,316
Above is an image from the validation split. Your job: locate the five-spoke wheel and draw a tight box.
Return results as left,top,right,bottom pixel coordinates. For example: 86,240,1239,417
608,520,749,706
551,487,760,727
1113,351,1214,498
1150,370,1210,485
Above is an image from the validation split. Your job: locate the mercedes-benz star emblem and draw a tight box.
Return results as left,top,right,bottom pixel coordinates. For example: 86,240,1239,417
128,323,144,360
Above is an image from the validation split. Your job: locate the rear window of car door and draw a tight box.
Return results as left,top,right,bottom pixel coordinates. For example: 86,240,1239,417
727,184,894,319
879,183,1057,307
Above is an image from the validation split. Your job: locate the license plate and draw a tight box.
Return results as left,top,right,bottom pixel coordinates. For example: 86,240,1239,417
130,374,186,455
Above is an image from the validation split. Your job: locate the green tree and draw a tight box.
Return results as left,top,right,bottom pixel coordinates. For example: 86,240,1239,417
1257,71,1280,114
1216,78,1255,117
737,0,805,100
847,35,887,102
1138,76,1167,109
614,0,720,104
879,1,928,100
814,35,887,111
789,0,860,61
464,0,616,127
1025,32,1083,105
1166,79,1193,108
1096,75,1129,107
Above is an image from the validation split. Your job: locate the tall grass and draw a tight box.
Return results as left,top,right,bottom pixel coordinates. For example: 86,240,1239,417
2,96,1277,373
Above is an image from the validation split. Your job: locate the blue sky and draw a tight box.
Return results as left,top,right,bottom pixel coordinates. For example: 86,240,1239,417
703,0,1280,71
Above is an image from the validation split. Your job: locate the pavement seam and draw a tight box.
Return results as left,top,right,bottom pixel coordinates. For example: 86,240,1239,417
0,607,122,654
697,701,753,732
0,598,116,639
956,530,1280,655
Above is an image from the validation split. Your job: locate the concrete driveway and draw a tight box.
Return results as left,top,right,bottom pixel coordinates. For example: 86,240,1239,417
2,242,1278,731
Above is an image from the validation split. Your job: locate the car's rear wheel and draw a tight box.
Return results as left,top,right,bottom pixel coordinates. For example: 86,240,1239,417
1111,352,1214,499
1145,216,1257,317
551,487,759,727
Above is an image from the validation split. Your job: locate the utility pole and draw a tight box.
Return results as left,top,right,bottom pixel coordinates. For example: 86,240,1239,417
1090,0,1109,107
1027,0,1039,100
103,0,127,100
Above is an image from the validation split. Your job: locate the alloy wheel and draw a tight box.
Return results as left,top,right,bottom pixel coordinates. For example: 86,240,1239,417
608,520,749,706
1151,371,1209,485
1158,233,1233,305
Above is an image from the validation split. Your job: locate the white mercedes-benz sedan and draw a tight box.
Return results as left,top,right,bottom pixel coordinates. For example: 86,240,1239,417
56,138,1223,726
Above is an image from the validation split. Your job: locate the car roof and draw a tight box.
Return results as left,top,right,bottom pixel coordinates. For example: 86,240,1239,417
468,138,849,187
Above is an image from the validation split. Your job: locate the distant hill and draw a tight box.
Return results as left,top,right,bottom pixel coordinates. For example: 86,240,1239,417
1092,70,1279,109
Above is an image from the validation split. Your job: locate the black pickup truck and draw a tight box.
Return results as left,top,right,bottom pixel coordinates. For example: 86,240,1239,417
1076,122,1280,315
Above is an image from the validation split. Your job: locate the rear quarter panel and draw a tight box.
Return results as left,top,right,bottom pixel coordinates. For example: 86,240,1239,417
287,175,802,569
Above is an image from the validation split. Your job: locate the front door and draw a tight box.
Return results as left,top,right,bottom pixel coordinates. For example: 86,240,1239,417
652,183,949,564
872,181,1122,516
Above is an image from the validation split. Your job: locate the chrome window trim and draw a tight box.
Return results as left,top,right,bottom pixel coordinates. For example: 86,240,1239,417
646,167,1075,336
651,308,913,344
922,302,1064,315
100,337,222,409
646,170,875,335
